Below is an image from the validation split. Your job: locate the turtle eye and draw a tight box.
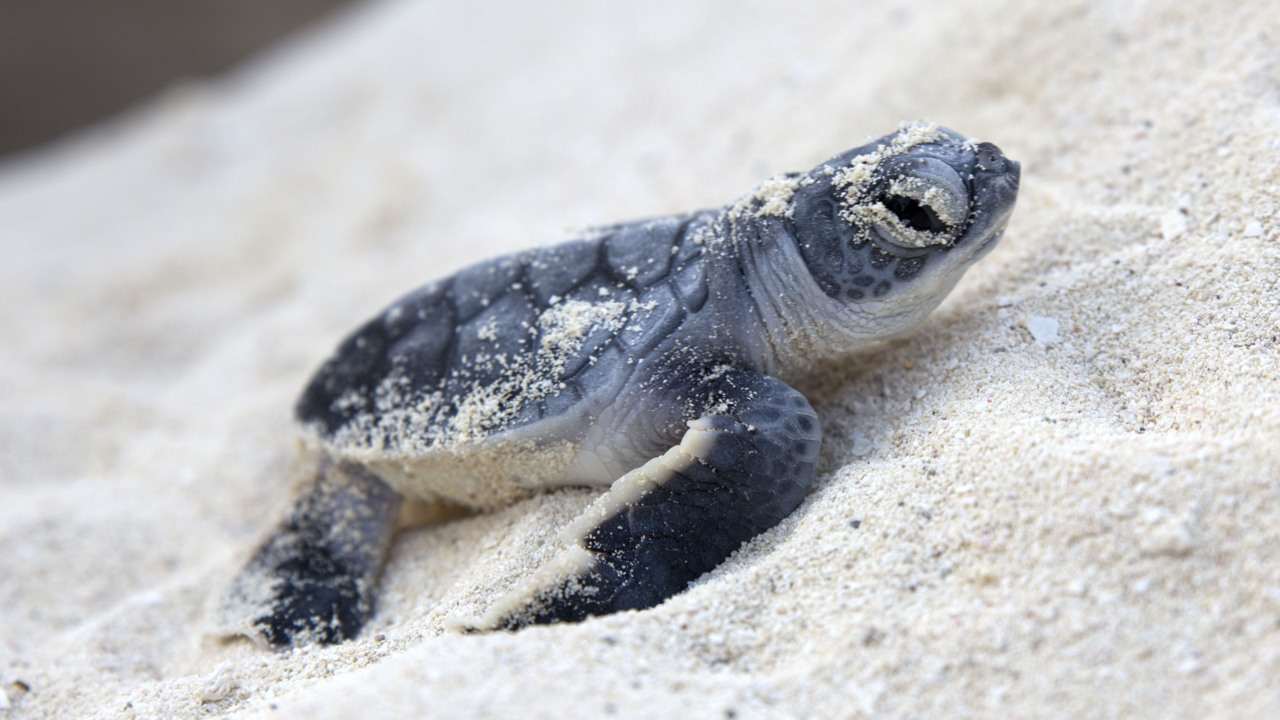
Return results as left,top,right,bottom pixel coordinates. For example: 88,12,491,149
883,193,949,234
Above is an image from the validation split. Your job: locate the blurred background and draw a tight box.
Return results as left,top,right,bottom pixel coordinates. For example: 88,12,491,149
0,0,359,159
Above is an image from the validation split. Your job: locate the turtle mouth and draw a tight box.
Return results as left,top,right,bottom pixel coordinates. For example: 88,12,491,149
968,223,1007,261
958,163,1021,259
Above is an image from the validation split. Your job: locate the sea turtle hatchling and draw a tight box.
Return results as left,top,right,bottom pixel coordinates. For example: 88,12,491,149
222,122,1020,646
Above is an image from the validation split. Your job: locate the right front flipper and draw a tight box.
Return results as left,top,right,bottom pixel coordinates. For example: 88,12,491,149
468,369,821,630
220,460,402,647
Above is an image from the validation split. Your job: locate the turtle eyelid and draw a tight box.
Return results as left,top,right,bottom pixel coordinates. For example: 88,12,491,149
882,193,950,234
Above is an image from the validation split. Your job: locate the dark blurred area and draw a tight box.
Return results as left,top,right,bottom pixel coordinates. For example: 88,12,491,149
0,0,360,160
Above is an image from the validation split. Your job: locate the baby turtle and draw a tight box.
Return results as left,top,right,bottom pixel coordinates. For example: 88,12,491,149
223,122,1020,646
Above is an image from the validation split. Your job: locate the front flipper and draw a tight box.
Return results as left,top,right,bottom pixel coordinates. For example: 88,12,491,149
220,460,402,647
473,370,820,630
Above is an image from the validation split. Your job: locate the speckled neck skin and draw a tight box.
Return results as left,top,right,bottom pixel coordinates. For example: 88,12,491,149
733,214,953,381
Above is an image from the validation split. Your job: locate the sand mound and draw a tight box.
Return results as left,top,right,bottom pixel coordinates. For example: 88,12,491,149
2,1,1277,717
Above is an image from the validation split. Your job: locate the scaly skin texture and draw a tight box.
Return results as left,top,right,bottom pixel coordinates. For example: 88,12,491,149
221,122,1020,647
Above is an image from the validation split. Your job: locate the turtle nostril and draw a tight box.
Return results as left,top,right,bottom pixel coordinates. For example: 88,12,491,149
975,142,1009,174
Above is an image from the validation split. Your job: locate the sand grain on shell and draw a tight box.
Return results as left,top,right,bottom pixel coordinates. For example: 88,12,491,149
327,297,626,457
2,1,1279,719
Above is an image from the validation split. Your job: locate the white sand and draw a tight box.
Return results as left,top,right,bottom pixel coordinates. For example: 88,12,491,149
2,0,1279,717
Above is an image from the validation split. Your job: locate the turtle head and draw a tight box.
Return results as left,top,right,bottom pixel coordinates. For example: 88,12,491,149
788,123,1020,339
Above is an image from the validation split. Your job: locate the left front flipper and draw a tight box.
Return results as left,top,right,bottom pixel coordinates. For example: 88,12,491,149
472,369,820,630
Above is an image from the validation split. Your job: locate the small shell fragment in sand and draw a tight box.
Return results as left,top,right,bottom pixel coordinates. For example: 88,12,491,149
1161,210,1188,240
1025,316,1061,345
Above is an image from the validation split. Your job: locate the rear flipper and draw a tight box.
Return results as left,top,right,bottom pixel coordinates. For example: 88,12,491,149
220,460,402,647
471,370,820,630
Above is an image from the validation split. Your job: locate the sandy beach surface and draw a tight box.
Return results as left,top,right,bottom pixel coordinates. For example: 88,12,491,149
2,1,1278,717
